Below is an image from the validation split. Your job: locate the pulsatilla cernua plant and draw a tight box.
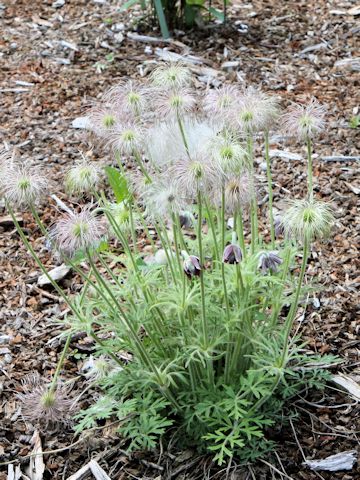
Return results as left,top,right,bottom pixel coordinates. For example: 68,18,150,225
2,63,337,464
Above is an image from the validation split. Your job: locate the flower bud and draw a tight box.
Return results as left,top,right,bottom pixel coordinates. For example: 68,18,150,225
258,251,282,274
182,251,201,278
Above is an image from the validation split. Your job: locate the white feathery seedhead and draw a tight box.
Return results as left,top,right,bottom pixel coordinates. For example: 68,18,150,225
237,87,280,134
152,88,196,119
141,175,187,220
171,152,217,199
65,159,102,197
102,80,149,117
107,122,144,155
282,198,334,242
145,120,216,168
209,131,248,176
150,62,192,89
281,98,326,140
222,172,253,213
81,355,122,382
86,104,119,139
17,372,74,428
203,85,241,124
50,205,107,257
0,163,47,209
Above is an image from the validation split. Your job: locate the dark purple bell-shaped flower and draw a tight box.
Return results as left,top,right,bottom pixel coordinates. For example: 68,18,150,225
274,215,285,238
223,243,242,264
182,251,202,279
258,251,282,274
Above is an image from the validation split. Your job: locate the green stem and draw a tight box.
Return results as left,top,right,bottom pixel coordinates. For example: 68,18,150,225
177,113,189,155
133,150,152,183
270,246,292,327
247,136,258,252
264,131,275,248
220,187,230,320
197,190,207,344
306,137,313,200
280,239,309,365
171,214,183,277
236,207,246,258
7,202,124,369
249,240,309,415
204,197,220,262
49,334,72,393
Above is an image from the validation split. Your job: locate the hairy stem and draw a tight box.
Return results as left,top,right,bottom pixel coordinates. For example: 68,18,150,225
306,136,313,200
264,131,275,248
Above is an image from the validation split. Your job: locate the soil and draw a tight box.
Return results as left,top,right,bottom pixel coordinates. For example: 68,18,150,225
0,0,359,478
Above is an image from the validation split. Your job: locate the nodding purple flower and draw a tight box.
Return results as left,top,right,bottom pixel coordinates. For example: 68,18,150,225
223,243,242,264
182,251,202,279
258,251,282,274
179,211,194,228
274,215,284,238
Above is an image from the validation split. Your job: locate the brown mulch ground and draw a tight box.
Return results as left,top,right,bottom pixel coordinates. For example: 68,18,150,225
0,0,359,478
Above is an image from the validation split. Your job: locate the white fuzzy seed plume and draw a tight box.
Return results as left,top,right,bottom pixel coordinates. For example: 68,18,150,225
281,98,326,140
152,88,196,119
17,372,75,428
102,80,149,118
50,205,107,257
282,198,334,242
0,162,47,209
65,159,102,197
150,62,192,89
237,87,280,133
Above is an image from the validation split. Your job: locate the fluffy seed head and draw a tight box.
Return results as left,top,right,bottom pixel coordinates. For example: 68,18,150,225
237,87,280,133
171,152,217,199
153,88,196,119
140,175,187,220
65,160,102,197
282,198,334,242
103,80,149,117
222,172,253,213
87,104,119,139
106,201,133,238
50,206,107,257
258,251,282,274
146,120,216,168
17,373,75,428
107,122,144,155
203,85,241,124
281,98,326,140
209,132,248,176
81,355,122,382
1,163,47,209
150,62,191,89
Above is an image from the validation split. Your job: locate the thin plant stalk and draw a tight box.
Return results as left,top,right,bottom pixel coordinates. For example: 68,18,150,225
236,206,246,258
133,150,152,183
281,238,309,365
264,131,275,248
204,197,220,262
220,186,230,320
49,334,72,393
306,137,313,199
7,202,123,368
247,136,258,251
196,190,208,344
